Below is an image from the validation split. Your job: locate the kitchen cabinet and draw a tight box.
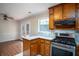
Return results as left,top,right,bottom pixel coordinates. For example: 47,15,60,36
30,39,38,56
44,44,50,56
76,45,79,56
49,8,53,15
76,4,79,30
23,39,30,56
23,38,30,51
30,43,38,56
54,4,63,21
40,43,45,56
49,8,54,30
49,3,76,30
44,40,51,56
40,39,51,56
37,39,41,54
23,38,51,56
63,3,76,19
40,39,45,56
0,44,1,56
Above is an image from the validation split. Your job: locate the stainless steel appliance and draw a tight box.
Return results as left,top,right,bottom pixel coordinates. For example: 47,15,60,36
51,33,76,56
55,19,75,26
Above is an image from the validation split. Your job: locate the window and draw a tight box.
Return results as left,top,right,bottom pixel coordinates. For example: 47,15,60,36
38,18,50,33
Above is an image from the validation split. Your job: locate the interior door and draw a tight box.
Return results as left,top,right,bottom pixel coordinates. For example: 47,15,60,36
21,23,30,36
21,24,26,36
25,23,30,35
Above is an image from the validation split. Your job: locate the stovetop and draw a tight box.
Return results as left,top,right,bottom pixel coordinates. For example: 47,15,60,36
52,36,76,46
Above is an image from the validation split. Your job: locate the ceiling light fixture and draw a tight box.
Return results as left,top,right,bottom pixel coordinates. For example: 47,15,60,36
28,11,31,14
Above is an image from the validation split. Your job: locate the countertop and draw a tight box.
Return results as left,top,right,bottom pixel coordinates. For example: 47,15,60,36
22,34,55,40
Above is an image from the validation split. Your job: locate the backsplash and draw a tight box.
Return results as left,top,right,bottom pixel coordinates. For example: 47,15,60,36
53,30,75,38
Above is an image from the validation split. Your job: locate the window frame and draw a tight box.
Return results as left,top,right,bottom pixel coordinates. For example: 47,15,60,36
38,17,50,33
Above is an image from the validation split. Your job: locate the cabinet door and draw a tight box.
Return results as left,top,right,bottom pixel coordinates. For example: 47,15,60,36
40,43,45,56
76,45,79,56
76,4,79,30
44,40,51,56
45,44,50,56
0,44,1,56
49,14,54,30
63,3,76,19
30,44,38,56
54,4,63,21
23,39,30,56
49,8,53,15
23,39,30,51
37,38,40,54
49,8,54,30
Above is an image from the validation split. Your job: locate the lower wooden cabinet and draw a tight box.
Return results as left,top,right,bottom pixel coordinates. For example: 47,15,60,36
44,40,51,56
23,39,30,51
76,45,79,56
23,39,30,56
45,44,50,56
30,43,38,56
40,43,45,56
40,39,51,56
23,38,51,56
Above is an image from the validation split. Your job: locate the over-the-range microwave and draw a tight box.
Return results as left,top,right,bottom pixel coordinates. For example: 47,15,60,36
55,19,75,26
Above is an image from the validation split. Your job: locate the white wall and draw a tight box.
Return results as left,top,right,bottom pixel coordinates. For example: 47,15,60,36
0,17,19,42
20,10,49,35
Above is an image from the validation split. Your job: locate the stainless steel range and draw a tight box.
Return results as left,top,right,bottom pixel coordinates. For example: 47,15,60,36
51,32,76,56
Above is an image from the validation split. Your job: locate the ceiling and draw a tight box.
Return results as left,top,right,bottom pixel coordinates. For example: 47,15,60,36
0,3,58,20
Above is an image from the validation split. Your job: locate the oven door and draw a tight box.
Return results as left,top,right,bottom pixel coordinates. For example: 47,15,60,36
52,46,73,56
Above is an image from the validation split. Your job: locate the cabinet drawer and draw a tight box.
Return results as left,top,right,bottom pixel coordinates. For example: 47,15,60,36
31,39,38,44
45,40,51,44
40,39,45,43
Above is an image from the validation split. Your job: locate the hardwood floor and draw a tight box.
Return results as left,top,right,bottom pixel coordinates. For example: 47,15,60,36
0,40,22,56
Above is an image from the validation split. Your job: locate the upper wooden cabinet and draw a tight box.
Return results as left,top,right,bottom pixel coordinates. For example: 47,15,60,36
54,4,63,21
76,4,79,18
63,3,76,19
49,8,53,15
49,3,77,30
76,4,79,30
49,8,54,30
